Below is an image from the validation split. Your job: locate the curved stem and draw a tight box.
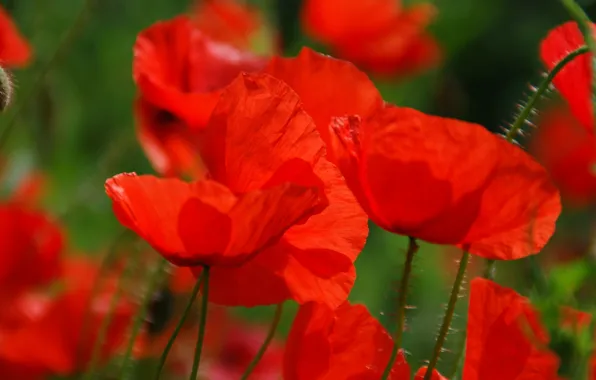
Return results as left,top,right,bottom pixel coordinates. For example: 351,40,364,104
380,237,419,380
560,0,596,133
240,303,284,380
189,266,211,380
424,251,470,380
506,45,589,142
0,0,95,148
153,271,206,380
120,258,169,380
83,252,137,380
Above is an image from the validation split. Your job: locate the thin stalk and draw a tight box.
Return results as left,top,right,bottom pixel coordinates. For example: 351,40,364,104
506,45,588,141
153,271,206,380
560,0,596,133
448,330,467,379
380,237,419,380
83,252,138,380
189,266,211,380
120,258,169,380
424,251,470,380
0,0,95,148
483,259,495,280
240,303,284,380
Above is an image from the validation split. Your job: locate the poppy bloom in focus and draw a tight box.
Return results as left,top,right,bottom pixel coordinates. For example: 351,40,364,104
133,16,267,176
284,301,446,379
0,258,135,376
464,278,562,379
109,73,367,307
540,21,594,132
529,104,596,206
328,106,561,260
301,0,441,76
0,5,31,67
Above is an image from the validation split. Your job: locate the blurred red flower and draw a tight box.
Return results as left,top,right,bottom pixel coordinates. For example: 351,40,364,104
133,16,267,176
540,21,594,132
529,104,596,206
328,106,561,260
301,0,440,76
464,278,561,379
193,0,263,49
0,204,63,301
109,73,367,307
0,258,135,377
0,5,31,67
284,301,446,379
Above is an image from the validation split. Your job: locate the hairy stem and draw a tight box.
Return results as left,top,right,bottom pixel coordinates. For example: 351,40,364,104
424,251,470,380
381,237,419,380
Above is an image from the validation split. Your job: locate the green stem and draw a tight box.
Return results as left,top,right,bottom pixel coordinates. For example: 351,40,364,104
240,303,284,380
448,330,467,379
424,251,470,380
153,271,206,380
506,45,589,142
189,266,211,380
83,252,137,380
380,237,419,380
560,0,596,133
120,258,169,380
0,0,95,148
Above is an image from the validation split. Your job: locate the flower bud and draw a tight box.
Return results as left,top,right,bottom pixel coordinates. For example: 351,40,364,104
0,66,13,111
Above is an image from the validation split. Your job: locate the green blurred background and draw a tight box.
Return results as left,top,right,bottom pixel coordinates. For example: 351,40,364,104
3,0,596,377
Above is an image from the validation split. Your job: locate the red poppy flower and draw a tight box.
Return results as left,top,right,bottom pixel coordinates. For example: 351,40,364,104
133,16,267,176
0,258,135,375
0,204,63,298
106,173,323,267
284,301,411,380
464,278,561,380
328,106,561,260
193,0,262,49
197,73,367,307
0,5,31,68
540,21,594,132
301,0,440,76
111,73,367,307
529,104,596,206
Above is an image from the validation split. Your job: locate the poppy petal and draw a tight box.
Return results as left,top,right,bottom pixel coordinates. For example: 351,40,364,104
179,181,323,266
133,16,266,130
105,173,235,265
283,301,410,380
264,48,384,146
464,278,560,380
328,106,560,260
206,159,367,308
199,72,324,192
540,21,593,132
